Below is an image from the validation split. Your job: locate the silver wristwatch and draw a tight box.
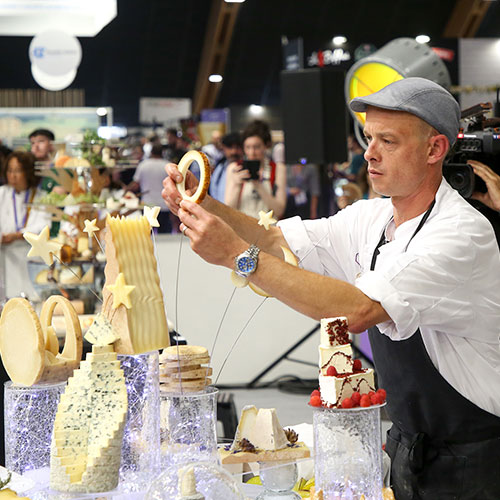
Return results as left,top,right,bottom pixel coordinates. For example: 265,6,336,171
234,244,260,278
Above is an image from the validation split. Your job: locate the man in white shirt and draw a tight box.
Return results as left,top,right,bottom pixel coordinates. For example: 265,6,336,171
162,78,500,499
129,143,172,232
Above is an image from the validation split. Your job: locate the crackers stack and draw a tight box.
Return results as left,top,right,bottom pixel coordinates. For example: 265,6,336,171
159,345,212,393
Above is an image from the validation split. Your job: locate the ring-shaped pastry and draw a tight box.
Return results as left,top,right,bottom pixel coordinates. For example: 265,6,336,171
176,150,211,204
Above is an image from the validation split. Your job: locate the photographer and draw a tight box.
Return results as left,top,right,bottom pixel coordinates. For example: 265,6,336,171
224,120,287,219
469,159,500,211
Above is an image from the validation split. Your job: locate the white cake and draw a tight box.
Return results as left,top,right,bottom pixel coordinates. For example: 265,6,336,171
318,317,375,407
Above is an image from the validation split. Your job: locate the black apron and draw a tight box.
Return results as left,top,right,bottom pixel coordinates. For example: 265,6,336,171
368,202,500,499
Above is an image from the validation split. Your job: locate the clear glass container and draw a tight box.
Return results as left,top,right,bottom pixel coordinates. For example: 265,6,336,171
118,350,160,492
256,460,301,499
4,381,66,474
145,460,245,500
160,386,219,467
313,404,384,500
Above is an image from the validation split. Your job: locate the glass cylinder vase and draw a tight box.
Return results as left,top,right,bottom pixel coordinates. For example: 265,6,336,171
4,381,66,474
118,350,160,493
313,404,384,500
160,386,219,467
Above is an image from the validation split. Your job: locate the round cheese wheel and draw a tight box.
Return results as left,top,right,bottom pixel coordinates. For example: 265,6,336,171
0,298,45,386
176,150,211,204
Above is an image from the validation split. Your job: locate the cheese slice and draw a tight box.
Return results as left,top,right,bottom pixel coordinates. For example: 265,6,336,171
84,313,119,346
102,215,170,354
248,408,289,451
230,405,258,451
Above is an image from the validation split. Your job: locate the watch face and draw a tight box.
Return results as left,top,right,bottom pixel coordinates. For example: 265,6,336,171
237,256,256,275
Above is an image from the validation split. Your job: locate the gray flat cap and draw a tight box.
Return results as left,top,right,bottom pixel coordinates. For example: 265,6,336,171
350,77,460,146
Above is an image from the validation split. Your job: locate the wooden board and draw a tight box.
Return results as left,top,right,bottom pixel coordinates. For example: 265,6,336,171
218,441,310,464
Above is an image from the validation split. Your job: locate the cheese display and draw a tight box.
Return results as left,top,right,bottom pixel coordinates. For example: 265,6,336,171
50,344,127,492
0,296,82,386
219,407,310,464
309,317,386,409
159,345,212,393
102,215,170,354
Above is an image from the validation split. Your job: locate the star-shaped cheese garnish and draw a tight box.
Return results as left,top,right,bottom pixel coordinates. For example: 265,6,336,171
144,206,160,228
258,210,277,231
23,226,63,266
106,273,135,309
83,218,100,239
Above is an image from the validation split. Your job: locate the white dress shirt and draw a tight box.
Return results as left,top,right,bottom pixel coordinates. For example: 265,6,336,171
0,185,51,235
278,178,500,416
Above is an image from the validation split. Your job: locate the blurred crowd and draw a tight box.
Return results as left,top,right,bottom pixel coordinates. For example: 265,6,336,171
1,121,500,246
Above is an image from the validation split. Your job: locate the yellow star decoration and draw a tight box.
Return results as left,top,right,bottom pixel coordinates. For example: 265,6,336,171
144,206,160,228
83,218,100,239
106,273,135,309
258,210,277,231
24,225,62,266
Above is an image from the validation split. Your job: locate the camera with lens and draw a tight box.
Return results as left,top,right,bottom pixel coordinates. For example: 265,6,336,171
443,102,500,198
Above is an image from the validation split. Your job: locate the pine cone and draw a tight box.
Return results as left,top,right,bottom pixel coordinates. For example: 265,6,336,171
285,428,298,444
238,438,256,452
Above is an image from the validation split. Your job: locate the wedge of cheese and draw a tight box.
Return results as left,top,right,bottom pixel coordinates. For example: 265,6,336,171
102,215,169,354
231,407,289,452
230,405,258,451
50,345,127,493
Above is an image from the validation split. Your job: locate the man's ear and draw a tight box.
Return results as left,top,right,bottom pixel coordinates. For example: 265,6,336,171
428,135,449,165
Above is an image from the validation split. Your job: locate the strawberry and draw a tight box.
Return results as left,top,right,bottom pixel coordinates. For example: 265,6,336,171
377,388,387,401
309,395,322,407
371,393,383,405
326,366,338,376
311,389,321,398
353,359,362,371
360,394,372,407
341,397,354,409
351,391,361,405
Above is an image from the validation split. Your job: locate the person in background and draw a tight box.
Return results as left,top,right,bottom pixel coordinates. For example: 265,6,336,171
209,132,243,203
284,163,321,219
346,134,366,178
163,128,186,164
202,130,225,168
469,159,500,211
0,151,50,243
356,162,383,200
0,144,12,185
335,181,363,210
224,120,287,219
29,128,56,192
128,143,172,233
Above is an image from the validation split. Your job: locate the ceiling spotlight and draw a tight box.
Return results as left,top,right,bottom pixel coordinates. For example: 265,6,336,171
96,107,108,116
332,36,347,46
415,34,430,44
249,104,264,115
224,0,245,3
208,74,223,83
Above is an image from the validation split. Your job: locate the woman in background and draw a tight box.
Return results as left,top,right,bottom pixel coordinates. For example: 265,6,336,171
224,120,287,219
0,151,50,243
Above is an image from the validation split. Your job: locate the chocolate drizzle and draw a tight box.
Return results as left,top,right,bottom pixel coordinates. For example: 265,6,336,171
333,373,376,407
321,351,354,372
326,318,349,346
